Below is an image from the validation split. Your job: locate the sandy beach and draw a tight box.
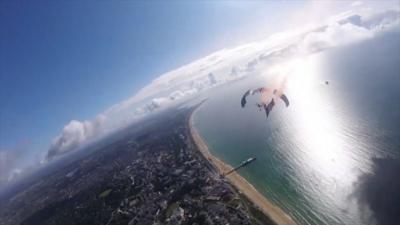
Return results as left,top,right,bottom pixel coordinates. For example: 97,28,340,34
189,109,297,225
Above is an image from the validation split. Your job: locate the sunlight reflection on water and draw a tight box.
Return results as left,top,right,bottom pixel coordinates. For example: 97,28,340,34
193,34,400,225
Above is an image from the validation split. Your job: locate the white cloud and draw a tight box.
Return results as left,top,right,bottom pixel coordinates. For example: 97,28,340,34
0,151,19,187
46,8,400,159
300,21,373,53
150,97,169,109
351,1,364,7
46,114,106,159
7,168,22,181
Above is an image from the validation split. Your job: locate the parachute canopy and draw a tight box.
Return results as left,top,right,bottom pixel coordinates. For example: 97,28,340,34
280,94,290,107
241,87,289,119
241,90,251,108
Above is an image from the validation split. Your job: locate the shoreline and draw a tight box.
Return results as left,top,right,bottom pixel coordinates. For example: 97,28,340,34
189,107,297,225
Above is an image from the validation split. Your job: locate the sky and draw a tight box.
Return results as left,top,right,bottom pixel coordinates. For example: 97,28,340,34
0,0,399,177
0,1,307,157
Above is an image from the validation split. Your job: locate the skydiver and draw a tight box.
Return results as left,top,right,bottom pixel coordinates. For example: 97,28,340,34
241,87,289,119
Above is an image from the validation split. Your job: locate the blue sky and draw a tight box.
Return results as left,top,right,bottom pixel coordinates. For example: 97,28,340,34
1,1,306,156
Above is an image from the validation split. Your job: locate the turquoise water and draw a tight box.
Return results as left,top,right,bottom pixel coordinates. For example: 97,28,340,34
192,31,400,225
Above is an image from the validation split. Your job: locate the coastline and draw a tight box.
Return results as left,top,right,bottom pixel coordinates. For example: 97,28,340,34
189,108,297,225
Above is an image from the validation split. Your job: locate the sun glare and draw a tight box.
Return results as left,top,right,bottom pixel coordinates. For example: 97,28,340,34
278,56,362,210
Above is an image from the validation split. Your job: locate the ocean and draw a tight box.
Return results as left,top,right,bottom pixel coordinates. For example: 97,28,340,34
192,30,400,225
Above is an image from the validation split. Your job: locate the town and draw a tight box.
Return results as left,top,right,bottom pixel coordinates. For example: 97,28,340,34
0,107,273,225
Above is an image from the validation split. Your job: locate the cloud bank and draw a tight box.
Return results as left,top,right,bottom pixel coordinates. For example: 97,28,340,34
0,151,19,186
46,8,400,159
